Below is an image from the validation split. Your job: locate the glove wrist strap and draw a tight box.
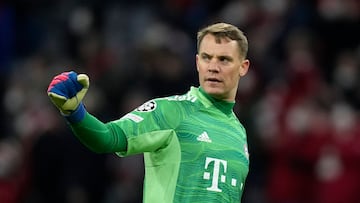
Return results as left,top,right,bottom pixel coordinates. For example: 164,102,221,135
64,103,86,123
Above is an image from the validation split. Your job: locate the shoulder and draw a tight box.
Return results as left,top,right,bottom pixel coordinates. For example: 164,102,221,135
143,88,200,110
147,95,198,114
133,92,199,118
132,87,203,118
159,89,201,109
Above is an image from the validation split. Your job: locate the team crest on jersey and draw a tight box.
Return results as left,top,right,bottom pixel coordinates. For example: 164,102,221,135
136,100,157,112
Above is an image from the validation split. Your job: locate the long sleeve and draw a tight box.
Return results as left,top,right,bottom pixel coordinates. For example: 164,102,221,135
69,112,127,153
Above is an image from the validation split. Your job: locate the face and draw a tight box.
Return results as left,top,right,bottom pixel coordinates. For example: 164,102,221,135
196,34,250,101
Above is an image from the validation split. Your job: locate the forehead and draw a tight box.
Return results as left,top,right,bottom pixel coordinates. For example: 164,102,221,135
199,34,239,57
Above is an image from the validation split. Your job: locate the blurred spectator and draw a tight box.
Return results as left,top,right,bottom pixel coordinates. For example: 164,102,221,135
0,137,30,203
314,102,360,203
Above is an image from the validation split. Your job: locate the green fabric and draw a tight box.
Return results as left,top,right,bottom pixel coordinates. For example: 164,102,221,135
70,113,127,153
69,86,249,203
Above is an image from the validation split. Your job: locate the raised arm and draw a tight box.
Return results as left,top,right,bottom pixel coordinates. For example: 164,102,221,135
47,71,127,153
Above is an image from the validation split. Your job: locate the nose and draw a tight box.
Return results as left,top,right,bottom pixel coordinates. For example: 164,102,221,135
208,60,220,73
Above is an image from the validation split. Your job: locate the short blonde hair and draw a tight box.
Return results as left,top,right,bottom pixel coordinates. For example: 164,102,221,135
197,22,248,59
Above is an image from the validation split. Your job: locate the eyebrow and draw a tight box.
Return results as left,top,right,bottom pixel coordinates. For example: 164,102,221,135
200,52,233,61
218,55,233,61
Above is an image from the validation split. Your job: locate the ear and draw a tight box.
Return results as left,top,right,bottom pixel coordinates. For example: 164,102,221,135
239,59,250,77
196,54,200,72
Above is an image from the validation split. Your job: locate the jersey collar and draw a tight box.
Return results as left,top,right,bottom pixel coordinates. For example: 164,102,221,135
191,86,235,115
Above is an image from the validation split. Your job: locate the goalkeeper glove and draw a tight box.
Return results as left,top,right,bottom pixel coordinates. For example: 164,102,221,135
47,71,89,123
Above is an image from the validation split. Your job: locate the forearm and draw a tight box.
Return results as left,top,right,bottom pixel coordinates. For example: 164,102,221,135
69,112,127,153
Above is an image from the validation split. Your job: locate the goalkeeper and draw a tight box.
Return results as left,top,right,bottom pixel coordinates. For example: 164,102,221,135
47,22,250,203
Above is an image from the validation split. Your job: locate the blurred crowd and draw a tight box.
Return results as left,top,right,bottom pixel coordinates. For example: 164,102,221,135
0,0,359,203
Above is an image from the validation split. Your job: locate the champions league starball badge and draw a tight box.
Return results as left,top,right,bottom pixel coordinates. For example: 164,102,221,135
136,100,157,112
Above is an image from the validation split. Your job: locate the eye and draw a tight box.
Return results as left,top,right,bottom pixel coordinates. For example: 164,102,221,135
219,56,232,64
201,53,211,61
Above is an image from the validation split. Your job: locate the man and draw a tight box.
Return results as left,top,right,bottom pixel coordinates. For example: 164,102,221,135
47,22,250,202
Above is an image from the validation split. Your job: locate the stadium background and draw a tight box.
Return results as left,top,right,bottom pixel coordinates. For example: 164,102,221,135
0,0,359,202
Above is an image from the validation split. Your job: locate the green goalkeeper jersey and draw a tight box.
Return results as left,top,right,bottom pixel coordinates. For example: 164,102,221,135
70,86,249,203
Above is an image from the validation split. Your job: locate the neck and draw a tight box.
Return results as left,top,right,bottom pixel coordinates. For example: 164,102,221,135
199,86,236,102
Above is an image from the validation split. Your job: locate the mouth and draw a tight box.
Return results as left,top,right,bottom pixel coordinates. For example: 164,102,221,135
205,77,222,83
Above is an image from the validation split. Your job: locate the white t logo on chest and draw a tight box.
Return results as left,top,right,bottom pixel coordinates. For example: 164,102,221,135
203,157,238,192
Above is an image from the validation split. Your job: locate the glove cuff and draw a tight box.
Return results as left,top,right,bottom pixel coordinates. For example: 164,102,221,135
63,103,86,123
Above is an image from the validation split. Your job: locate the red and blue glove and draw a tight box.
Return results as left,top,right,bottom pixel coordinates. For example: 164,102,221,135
47,71,89,123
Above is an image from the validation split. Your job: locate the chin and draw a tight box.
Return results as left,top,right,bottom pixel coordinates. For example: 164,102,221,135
204,87,224,97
